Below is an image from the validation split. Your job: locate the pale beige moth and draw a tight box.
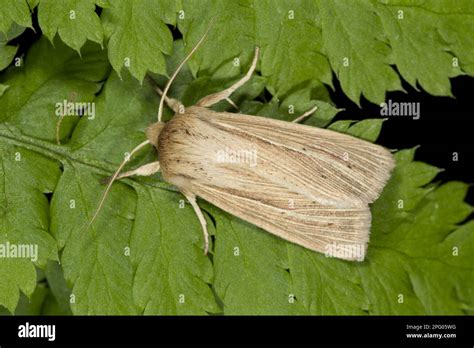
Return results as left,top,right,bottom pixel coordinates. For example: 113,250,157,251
91,31,395,262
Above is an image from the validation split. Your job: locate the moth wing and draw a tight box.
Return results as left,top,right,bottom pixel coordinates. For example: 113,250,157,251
194,108,394,208
191,175,371,261
158,110,382,260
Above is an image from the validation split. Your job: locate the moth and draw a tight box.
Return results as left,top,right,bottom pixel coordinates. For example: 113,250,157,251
91,31,394,262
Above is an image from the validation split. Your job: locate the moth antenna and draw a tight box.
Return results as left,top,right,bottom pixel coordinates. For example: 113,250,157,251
157,20,214,122
88,139,151,228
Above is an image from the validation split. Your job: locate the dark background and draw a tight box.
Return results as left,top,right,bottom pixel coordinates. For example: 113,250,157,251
331,74,474,207
1,315,473,344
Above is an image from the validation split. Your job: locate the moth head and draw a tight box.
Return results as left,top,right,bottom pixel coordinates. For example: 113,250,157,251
87,24,213,231
146,121,165,148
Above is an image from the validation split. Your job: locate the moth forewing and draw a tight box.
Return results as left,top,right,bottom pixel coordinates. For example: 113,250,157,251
156,107,394,261
199,110,395,207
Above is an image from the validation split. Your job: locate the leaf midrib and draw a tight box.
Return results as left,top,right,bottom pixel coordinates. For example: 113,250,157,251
0,123,173,191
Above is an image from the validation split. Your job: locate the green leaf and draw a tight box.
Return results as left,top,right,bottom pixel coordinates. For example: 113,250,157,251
278,87,338,127
101,0,177,81
328,120,354,133
178,0,255,81
346,119,386,142
0,0,32,34
328,119,386,142
228,85,339,127
0,84,8,96
0,37,109,143
0,21,26,71
317,0,403,105
254,0,332,96
208,204,306,315
0,145,61,312
374,1,464,96
38,0,104,53
27,0,39,10
43,261,72,315
0,44,18,70
0,282,50,315
436,1,474,75
52,163,139,314
130,186,219,314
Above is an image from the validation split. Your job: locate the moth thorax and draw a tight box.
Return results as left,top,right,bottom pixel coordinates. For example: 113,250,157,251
146,121,165,148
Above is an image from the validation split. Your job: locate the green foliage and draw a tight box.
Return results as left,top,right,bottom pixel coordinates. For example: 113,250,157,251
38,0,103,53
2,0,471,103
0,0,32,34
0,37,109,142
0,144,60,312
0,23,26,93
0,0,472,315
0,24,21,70
101,0,177,81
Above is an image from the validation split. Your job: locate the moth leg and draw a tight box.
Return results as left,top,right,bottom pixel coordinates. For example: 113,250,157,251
153,85,182,114
146,75,182,113
196,46,260,108
226,97,240,111
101,161,161,184
292,105,319,123
182,191,210,255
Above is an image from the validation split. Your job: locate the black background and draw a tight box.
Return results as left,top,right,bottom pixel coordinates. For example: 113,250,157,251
331,74,473,196
0,315,473,345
